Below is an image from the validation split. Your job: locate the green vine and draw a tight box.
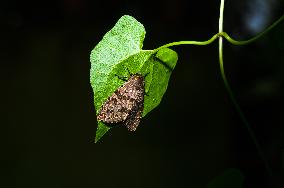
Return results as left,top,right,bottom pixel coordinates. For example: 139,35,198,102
218,0,275,181
90,1,284,186
153,0,284,181
90,3,284,183
154,13,284,51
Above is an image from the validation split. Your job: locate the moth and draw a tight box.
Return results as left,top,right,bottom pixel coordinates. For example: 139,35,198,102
97,74,145,131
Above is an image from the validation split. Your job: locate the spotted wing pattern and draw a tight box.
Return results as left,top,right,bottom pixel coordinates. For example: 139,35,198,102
97,74,144,131
124,104,143,131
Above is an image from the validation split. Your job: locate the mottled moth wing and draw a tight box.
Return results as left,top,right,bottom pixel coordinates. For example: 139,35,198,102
124,104,143,131
97,74,144,131
96,92,129,123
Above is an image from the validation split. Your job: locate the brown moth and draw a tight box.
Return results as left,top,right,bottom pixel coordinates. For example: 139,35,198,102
97,74,144,131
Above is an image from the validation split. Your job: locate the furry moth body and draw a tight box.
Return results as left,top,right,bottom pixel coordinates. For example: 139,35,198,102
97,74,144,131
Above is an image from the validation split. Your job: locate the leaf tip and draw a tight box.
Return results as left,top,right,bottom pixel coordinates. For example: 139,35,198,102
94,121,111,143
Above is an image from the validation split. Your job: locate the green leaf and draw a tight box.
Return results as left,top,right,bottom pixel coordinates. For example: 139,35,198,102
155,47,178,70
206,168,244,188
90,15,178,142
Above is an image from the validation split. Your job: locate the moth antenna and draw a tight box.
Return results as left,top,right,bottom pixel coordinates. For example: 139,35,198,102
114,74,128,81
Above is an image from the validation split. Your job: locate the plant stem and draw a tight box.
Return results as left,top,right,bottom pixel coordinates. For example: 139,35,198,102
218,0,274,181
153,12,284,51
153,33,220,53
220,13,284,45
219,0,225,34
152,1,284,184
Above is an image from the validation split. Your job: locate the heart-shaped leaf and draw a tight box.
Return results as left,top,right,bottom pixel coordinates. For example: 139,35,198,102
90,15,178,142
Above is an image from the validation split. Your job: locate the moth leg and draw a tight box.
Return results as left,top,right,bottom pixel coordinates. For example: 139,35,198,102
143,71,150,78
115,66,133,81
125,67,132,77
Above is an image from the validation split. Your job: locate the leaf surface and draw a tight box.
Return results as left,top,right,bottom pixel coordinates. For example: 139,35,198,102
90,15,178,142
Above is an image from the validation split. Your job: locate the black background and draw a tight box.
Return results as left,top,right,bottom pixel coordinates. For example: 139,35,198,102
1,0,284,187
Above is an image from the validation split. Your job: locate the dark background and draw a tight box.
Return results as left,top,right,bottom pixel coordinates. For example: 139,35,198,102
1,0,284,187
